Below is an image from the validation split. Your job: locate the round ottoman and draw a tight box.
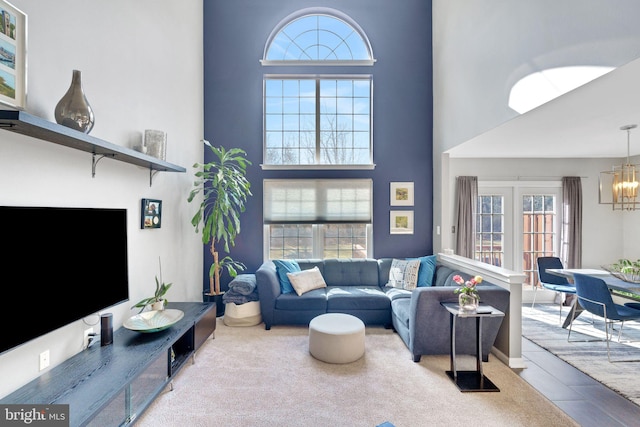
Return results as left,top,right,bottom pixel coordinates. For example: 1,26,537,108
308,313,365,364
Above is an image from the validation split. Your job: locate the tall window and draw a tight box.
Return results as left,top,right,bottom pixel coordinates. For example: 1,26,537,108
475,195,504,267
262,8,374,168
522,194,558,287
262,9,375,260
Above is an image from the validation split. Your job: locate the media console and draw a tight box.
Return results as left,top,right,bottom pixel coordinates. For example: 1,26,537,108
0,302,216,426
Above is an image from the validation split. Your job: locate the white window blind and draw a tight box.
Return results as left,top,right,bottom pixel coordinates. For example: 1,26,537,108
263,179,372,224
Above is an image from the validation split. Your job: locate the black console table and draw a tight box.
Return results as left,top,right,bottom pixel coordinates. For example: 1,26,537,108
0,302,216,426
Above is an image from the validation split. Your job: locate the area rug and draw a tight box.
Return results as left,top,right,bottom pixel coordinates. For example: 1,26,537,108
522,303,640,407
136,318,577,427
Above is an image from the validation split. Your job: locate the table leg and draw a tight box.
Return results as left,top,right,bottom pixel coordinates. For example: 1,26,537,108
476,317,482,375
561,298,583,329
450,313,457,379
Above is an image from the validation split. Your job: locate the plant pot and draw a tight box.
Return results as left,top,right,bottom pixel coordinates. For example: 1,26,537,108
151,300,165,311
203,291,225,317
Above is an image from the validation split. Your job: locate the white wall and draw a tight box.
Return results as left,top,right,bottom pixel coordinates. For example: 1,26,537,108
0,0,204,398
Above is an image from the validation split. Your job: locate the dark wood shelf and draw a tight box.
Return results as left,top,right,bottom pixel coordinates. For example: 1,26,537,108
0,302,216,427
0,110,186,184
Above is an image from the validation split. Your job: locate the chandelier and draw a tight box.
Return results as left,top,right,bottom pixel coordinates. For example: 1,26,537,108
599,124,640,211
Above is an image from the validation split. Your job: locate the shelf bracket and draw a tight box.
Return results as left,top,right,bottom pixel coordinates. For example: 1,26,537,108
91,153,116,178
149,169,160,187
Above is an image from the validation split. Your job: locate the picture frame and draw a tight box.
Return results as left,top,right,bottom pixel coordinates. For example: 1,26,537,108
390,182,414,206
0,1,26,110
390,210,414,234
141,198,162,229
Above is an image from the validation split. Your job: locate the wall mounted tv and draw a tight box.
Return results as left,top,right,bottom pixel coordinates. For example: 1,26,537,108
0,206,129,355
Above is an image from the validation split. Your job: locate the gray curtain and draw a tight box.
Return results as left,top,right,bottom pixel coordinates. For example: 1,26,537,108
561,176,582,269
455,176,477,258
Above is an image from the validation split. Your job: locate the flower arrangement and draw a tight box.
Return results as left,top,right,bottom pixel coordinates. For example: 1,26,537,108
452,274,482,298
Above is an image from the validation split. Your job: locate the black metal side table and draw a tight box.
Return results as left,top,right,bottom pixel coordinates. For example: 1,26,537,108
441,302,505,392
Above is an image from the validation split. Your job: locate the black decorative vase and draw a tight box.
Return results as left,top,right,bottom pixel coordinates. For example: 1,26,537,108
203,291,225,317
54,70,95,133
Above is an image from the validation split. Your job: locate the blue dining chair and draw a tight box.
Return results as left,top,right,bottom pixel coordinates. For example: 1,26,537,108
569,273,640,362
533,257,577,322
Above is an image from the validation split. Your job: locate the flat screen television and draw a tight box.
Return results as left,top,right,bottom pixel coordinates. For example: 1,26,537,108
0,206,129,355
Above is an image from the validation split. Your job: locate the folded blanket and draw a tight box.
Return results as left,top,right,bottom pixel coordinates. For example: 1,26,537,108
223,288,259,305
228,274,257,296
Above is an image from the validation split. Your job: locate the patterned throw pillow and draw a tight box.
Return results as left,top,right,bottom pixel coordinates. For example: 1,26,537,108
387,258,421,290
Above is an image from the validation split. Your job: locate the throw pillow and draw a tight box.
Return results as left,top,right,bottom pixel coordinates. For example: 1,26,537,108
408,255,437,287
273,259,301,294
387,258,421,290
287,266,327,296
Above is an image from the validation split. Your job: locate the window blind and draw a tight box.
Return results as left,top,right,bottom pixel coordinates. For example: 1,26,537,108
263,179,372,224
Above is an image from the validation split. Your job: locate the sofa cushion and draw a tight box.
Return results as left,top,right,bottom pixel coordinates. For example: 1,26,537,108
287,266,327,296
273,259,300,294
322,258,381,287
408,255,437,287
275,288,327,310
326,286,391,311
387,259,420,290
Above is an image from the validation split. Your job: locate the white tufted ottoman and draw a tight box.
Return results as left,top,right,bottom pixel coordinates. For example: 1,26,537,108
308,313,365,364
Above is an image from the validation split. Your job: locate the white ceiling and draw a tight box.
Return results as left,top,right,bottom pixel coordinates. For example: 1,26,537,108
446,56,640,159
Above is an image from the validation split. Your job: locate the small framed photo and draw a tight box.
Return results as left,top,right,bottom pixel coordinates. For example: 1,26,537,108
390,182,414,206
141,198,162,229
0,1,26,110
390,210,414,234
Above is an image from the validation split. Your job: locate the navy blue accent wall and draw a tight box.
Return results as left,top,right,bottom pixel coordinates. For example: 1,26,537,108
203,0,433,292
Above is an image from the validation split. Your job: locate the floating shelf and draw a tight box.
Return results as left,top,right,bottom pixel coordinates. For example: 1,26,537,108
0,110,186,185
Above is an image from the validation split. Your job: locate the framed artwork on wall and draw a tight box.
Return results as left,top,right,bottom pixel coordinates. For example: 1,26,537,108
390,182,414,206
0,1,26,110
390,210,414,234
141,198,162,229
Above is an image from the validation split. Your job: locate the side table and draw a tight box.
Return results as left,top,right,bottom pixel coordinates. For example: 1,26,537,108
440,302,505,392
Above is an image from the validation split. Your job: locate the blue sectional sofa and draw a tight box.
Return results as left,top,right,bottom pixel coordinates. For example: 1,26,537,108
255,257,510,362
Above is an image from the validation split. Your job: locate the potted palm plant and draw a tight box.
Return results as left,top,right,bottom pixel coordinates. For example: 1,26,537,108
187,141,252,311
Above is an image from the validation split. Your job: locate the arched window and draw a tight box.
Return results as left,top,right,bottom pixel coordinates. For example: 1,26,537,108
262,8,375,169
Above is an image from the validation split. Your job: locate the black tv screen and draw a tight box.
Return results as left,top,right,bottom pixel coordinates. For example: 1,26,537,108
0,206,129,355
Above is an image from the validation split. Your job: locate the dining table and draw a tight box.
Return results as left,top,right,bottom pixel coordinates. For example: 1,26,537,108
545,268,640,328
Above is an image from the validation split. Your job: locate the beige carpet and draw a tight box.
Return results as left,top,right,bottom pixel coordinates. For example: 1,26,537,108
137,318,577,427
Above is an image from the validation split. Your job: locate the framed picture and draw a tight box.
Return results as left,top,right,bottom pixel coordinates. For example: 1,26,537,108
141,199,162,229
0,1,26,110
390,210,414,234
390,182,414,206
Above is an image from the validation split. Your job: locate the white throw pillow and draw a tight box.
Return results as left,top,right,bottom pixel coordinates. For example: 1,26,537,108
387,259,421,290
287,267,327,296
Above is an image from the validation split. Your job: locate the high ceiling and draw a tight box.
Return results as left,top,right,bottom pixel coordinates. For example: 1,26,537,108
446,56,640,159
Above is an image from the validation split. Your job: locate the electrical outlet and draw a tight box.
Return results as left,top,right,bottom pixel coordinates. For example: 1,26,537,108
84,328,94,349
39,350,50,371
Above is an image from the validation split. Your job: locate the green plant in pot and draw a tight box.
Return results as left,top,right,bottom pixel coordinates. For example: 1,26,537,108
187,141,252,297
132,276,172,313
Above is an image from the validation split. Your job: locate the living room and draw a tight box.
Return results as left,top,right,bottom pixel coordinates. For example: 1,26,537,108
1,0,639,421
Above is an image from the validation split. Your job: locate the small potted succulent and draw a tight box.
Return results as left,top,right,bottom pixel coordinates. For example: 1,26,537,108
131,276,172,313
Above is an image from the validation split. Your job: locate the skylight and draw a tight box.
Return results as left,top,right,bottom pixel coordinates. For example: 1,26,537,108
508,66,614,114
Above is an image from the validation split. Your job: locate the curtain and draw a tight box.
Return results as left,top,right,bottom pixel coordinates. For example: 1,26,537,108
561,176,582,269
455,176,477,258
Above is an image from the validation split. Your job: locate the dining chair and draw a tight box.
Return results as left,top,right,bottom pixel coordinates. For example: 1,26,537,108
568,273,640,362
533,256,577,323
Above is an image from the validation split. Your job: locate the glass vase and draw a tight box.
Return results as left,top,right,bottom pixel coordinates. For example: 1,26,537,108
458,293,479,312
54,69,95,133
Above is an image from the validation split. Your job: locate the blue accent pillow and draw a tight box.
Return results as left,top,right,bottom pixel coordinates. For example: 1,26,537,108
408,255,437,287
273,259,301,294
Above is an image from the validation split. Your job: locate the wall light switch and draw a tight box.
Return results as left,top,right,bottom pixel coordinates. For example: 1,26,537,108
39,350,50,371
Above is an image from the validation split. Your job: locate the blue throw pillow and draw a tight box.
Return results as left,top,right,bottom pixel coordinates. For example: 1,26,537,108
408,255,437,287
273,259,301,294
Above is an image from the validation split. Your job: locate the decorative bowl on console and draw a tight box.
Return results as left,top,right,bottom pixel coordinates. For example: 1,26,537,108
123,309,184,333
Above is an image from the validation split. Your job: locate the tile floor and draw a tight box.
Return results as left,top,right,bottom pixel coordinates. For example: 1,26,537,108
518,336,640,426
